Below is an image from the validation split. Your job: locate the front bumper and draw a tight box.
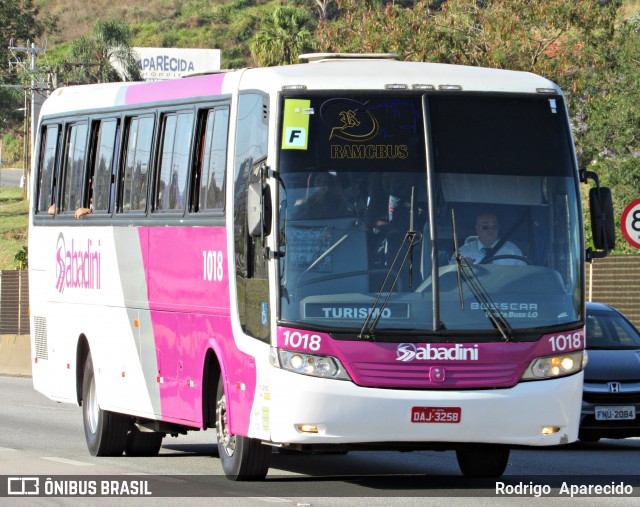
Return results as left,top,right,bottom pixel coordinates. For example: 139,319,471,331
265,368,583,448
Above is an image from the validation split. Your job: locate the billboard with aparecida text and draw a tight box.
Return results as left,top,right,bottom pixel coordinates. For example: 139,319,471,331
133,47,221,81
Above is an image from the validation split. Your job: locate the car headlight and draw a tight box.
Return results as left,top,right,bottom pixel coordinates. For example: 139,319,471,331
270,347,351,380
521,350,584,380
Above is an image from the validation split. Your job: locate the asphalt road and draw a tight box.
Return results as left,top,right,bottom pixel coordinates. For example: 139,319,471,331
1,375,639,506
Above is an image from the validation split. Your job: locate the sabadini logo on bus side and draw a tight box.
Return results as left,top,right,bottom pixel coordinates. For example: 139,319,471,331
396,343,479,362
55,233,102,294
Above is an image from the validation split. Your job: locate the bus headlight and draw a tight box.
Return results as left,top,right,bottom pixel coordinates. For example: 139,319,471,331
521,350,584,380
270,348,351,380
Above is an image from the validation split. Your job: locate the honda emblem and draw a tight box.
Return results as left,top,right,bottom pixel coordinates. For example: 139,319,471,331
608,382,622,393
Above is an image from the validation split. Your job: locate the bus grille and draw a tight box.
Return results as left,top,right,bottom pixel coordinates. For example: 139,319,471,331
33,316,48,360
347,361,523,389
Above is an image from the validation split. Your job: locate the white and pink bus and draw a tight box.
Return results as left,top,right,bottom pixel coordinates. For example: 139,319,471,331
29,54,614,480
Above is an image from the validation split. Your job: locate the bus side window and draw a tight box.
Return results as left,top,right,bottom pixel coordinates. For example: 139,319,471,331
119,115,155,213
155,111,194,212
60,122,89,215
88,118,119,214
36,124,60,215
192,107,228,213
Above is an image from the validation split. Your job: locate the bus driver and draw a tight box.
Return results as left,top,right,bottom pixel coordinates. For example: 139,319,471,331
453,211,526,266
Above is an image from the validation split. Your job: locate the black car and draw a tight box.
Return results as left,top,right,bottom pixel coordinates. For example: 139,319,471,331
580,302,640,442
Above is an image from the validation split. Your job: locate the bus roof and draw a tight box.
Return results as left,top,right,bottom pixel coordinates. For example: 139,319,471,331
240,58,559,95
39,58,560,118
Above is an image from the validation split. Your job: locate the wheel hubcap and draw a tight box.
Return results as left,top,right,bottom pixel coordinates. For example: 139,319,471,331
86,375,99,434
216,393,236,456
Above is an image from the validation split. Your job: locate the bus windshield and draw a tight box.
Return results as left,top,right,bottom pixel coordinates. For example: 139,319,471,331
277,93,582,337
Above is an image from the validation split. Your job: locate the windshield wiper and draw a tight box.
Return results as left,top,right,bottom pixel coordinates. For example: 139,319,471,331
451,209,514,342
299,232,350,278
359,188,420,340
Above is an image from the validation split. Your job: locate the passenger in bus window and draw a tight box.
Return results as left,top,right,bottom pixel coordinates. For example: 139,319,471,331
388,177,426,229
452,211,526,265
293,171,353,220
75,206,92,218
48,203,55,215
75,170,94,218
366,172,392,230
344,173,368,218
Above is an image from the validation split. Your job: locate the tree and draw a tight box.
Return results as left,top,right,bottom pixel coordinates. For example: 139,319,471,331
581,14,640,253
0,0,55,80
319,0,619,80
0,0,56,130
250,6,317,66
319,0,638,253
313,0,332,19
59,19,142,85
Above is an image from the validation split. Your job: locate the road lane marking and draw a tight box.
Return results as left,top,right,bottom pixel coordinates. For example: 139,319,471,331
124,474,189,484
24,404,80,412
41,457,93,467
248,499,292,504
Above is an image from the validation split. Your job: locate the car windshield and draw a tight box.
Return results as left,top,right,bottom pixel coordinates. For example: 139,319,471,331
277,93,582,337
586,309,640,349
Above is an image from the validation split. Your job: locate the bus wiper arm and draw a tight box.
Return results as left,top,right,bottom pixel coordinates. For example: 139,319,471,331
359,188,420,340
456,257,514,342
451,209,514,342
300,233,349,278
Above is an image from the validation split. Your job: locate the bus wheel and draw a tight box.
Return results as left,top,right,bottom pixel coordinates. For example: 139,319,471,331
125,426,164,457
215,378,271,480
82,352,130,456
456,444,509,478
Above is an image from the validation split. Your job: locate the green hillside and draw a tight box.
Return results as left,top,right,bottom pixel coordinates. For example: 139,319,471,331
37,0,640,70
39,0,294,69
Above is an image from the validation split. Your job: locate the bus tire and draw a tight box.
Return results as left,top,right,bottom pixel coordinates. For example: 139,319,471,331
215,377,271,480
82,352,130,456
125,426,164,457
456,444,509,478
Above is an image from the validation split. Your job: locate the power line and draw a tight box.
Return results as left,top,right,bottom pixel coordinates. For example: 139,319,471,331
7,39,49,189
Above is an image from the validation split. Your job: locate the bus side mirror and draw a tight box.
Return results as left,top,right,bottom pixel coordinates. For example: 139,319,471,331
589,186,615,252
581,169,615,260
247,176,272,238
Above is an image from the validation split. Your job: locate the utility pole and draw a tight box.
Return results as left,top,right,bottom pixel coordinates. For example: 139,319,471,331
7,40,48,195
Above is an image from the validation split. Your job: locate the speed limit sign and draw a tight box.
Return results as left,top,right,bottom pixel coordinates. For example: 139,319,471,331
621,198,640,249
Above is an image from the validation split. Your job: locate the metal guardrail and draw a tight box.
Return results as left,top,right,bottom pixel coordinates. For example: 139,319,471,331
0,270,30,334
589,255,640,329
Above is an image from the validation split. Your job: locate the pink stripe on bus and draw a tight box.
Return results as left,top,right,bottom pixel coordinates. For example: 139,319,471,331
125,74,226,105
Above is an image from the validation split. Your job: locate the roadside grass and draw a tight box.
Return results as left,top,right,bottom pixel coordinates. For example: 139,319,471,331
0,188,29,270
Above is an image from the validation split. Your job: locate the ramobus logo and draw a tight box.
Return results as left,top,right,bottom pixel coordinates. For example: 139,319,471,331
396,343,479,362
55,233,102,293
